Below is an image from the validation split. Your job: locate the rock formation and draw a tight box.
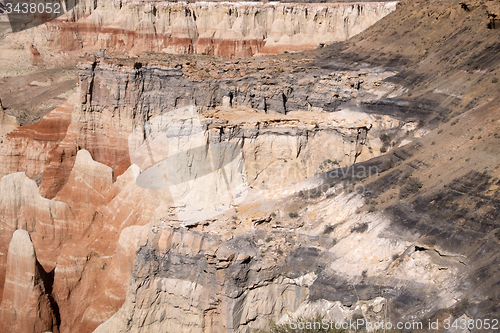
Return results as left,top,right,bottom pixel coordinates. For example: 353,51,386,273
0,229,58,333
91,186,470,332
54,149,113,227
2,0,396,59
17,54,400,200
0,99,74,181
0,172,74,300
1,0,500,332
0,39,418,330
0,100,18,140
0,55,409,332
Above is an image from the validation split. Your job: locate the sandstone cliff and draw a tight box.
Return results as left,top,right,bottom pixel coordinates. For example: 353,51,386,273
34,55,403,199
1,0,500,331
91,165,471,332
0,172,74,300
0,54,413,332
1,0,396,61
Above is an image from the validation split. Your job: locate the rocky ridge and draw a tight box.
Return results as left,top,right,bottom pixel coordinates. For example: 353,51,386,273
9,0,396,59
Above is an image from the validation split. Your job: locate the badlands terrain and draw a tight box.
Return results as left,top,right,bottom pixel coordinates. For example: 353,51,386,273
0,0,500,332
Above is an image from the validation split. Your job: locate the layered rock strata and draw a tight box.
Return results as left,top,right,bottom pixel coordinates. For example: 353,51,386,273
0,98,74,181
10,0,396,59
0,172,74,299
0,54,415,332
92,181,468,332
2,0,500,331
0,151,165,333
34,56,403,199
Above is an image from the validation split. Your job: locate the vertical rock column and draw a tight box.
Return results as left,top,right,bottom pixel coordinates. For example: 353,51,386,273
0,229,58,333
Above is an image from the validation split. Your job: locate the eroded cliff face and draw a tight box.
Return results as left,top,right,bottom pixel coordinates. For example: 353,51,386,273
1,0,396,61
35,55,404,198
0,54,496,333
92,188,468,333
0,53,418,332
2,0,500,331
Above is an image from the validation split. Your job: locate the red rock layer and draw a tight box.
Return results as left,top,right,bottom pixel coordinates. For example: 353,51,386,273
55,22,314,58
165,36,195,54
27,1,397,59
0,101,73,180
58,25,169,53
58,25,270,58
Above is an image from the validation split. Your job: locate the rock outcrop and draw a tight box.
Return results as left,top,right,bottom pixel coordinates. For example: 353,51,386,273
3,0,500,331
0,172,73,243
0,102,18,140
3,55,404,200
0,98,74,181
7,0,396,59
54,149,113,227
0,229,58,333
91,186,469,332
0,54,414,332
0,172,73,300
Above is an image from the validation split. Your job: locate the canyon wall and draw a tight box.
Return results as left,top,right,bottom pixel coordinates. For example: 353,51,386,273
92,188,468,333
0,53,415,332
0,230,58,333
0,51,487,333
34,56,403,198
2,0,500,332
2,1,396,59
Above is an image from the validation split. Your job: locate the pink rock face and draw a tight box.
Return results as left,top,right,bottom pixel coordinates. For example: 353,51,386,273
54,150,114,227
0,101,73,181
0,157,155,333
38,103,132,200
0,172,74,302
0,230,58,333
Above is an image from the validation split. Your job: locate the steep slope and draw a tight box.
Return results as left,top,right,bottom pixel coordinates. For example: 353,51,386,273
91,0,500,331
297,0,500,325
0,0,499,332
316,0,500,117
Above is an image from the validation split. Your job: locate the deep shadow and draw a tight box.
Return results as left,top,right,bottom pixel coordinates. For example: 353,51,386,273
39,264,61,329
